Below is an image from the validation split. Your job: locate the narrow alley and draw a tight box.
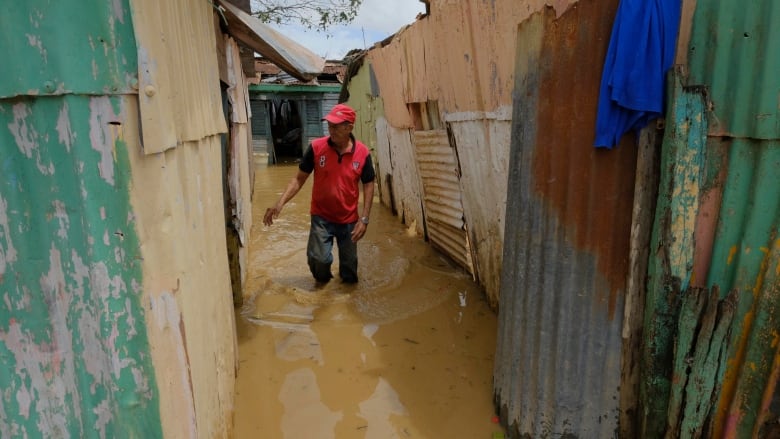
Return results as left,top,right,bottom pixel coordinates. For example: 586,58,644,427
233,160,505,438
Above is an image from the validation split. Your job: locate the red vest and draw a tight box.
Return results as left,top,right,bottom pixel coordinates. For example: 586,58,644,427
309,136,370,224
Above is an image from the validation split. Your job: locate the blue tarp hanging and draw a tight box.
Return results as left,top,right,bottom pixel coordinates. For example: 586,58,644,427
594,0,682,148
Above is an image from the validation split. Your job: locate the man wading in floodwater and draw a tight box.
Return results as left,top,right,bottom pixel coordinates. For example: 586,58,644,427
263,104,376,284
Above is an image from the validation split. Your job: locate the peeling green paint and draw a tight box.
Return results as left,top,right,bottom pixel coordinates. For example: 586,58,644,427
0,95,162,436
642,57,780,439
0,1,138,99
641,68,708,438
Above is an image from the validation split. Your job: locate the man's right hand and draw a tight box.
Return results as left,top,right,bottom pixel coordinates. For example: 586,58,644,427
263,206,280,226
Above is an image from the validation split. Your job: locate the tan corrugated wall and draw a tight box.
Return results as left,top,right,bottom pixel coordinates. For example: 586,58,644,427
365,0,577,301
130,0,227,154
129,0,238,436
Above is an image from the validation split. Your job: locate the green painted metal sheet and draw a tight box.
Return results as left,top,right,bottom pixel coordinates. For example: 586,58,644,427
0,1,138,99
705,138,780,437
303,99,323,138
706,141,780,294
0,96,162,437
687,0,780,139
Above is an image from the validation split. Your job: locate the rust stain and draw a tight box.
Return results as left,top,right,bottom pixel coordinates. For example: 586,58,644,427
716,306,758,434
530,0,635,316
727,245,738,265
692,145,729,287
774,238,780,276
759,348,780,431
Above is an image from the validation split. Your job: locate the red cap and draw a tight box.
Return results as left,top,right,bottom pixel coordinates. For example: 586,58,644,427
323,104,356,124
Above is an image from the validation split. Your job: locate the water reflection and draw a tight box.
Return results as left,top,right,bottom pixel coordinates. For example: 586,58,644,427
279,368,342,438
357,378,408,438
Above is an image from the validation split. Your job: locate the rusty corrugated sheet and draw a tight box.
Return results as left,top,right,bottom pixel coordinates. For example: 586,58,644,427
494,1,637,437
414,129,474,274
217,0,325,82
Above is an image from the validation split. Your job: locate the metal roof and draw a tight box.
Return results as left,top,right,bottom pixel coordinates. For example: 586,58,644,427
217,0,325,82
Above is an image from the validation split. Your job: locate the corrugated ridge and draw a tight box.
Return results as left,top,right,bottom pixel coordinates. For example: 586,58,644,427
428,222,472,270
414,129,473,274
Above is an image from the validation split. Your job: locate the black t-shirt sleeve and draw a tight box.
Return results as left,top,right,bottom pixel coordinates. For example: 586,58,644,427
299,144,314,173
361,154,376,184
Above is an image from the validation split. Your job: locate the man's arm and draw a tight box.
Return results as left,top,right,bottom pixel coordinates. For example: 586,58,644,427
351,180,375,242
361,180,374,221
263,170,310,226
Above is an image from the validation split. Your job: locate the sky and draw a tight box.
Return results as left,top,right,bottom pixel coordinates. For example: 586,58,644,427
267,0,427,60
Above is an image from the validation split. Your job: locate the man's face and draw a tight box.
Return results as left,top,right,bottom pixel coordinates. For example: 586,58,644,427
327,122,353,144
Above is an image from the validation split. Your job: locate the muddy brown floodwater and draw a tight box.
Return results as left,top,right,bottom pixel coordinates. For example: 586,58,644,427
234,160,504,438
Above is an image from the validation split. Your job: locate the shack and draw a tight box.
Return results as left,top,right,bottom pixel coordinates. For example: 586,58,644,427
249,58,347,162
0,0,323,436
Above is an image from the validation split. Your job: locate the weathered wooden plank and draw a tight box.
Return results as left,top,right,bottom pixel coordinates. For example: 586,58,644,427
681,287,736,438
665,286,708,438
642,67,708,438
621,125,662,438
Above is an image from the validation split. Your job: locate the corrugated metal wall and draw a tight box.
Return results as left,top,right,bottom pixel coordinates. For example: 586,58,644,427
250,99,271,154
0,3,138,99
130,0,226,153
446,112,512,304
1,1,239,437
342,0,778,437
320,92,340,135
225,35,254,304
641,0,780,436
303,98,323,145
414,129,474,274
0,3,162,437
686,0,778,141
495,1,637,437
344,59,404,226
0,95,164,438
363,0,557,303
376,118,426,232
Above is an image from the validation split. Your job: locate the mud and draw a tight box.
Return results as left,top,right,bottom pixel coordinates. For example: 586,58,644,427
233,160,504,438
